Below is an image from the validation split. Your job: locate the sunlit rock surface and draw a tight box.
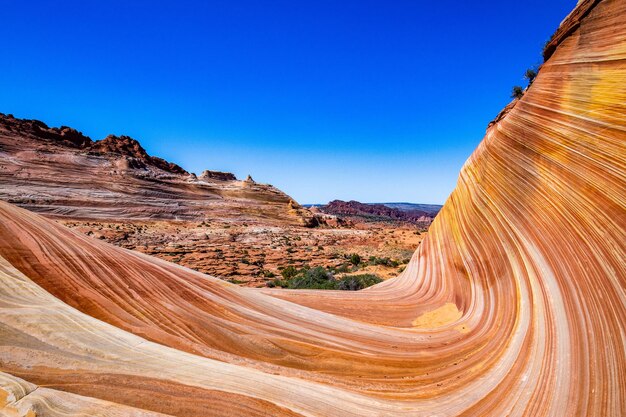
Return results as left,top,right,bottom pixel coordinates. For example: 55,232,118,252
1,0,625,415
0,114,314,226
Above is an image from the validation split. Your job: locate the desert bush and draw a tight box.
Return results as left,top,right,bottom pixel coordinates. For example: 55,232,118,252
280,265,299,279
288,267,336,289
511,86,524,99
270,266,382,291
524,68,537,85
267,278,288,288
336,274,383,291
349,253,361,266
368,256,397,267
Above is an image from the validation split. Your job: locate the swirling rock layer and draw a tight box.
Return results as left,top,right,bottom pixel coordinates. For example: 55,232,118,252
1,0,625,416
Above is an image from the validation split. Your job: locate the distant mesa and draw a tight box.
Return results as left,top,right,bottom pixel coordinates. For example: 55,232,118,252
379,202,442,216
317,199,440,226
199,170,237,181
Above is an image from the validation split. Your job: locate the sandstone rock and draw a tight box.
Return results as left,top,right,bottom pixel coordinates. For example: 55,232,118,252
89,135,187,174
0,1,624,415
0,115,311,226
199,170,237,181
321,199,436,226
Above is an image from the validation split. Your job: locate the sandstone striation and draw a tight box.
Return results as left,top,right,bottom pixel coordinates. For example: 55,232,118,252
0,1,625,416
0,114,315,226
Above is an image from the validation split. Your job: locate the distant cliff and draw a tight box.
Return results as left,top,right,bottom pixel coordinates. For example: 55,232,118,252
317,199,439,226
0,113,316,225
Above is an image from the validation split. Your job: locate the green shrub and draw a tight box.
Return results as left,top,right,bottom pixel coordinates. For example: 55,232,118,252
336,274,383,291
511,86,524,99
288,267,336,289
270,266,382,291
261,269,275,278
368,256,396,267
524,68,537,85
267,278,288,288
349,253,361,266
280,265,299,279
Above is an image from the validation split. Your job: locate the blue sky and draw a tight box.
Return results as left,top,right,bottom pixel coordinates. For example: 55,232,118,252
1,0,574,204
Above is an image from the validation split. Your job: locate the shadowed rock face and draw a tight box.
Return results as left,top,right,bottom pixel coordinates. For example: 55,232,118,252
0,113,93,148
0,113,315,225
89,134,188,174
0,1,625,416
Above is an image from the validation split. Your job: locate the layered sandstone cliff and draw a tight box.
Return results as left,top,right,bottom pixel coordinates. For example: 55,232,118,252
0,113,315,226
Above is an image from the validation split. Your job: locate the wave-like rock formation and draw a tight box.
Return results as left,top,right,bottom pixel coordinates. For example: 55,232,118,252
1,0,625,415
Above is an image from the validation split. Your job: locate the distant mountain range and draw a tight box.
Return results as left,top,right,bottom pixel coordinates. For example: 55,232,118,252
377,202,442,215
306,200,442,226
305,202,442,215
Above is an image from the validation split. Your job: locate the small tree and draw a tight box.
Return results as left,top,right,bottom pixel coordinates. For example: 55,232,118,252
511,86,524,99
524,68,537,85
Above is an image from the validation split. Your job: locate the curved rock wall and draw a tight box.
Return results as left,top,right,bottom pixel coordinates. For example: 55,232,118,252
1,0,624,416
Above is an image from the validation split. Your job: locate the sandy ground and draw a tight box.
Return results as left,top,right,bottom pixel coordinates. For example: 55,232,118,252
60,219,425,286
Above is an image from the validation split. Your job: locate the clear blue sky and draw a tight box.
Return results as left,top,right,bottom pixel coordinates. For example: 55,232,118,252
1,0,574,204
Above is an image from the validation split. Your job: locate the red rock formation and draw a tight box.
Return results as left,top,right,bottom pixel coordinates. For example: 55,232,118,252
322,199,436,224
0,113,314,225
88,134,187,174
0,1,624,416
0,112,93,148
199,169,238,181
